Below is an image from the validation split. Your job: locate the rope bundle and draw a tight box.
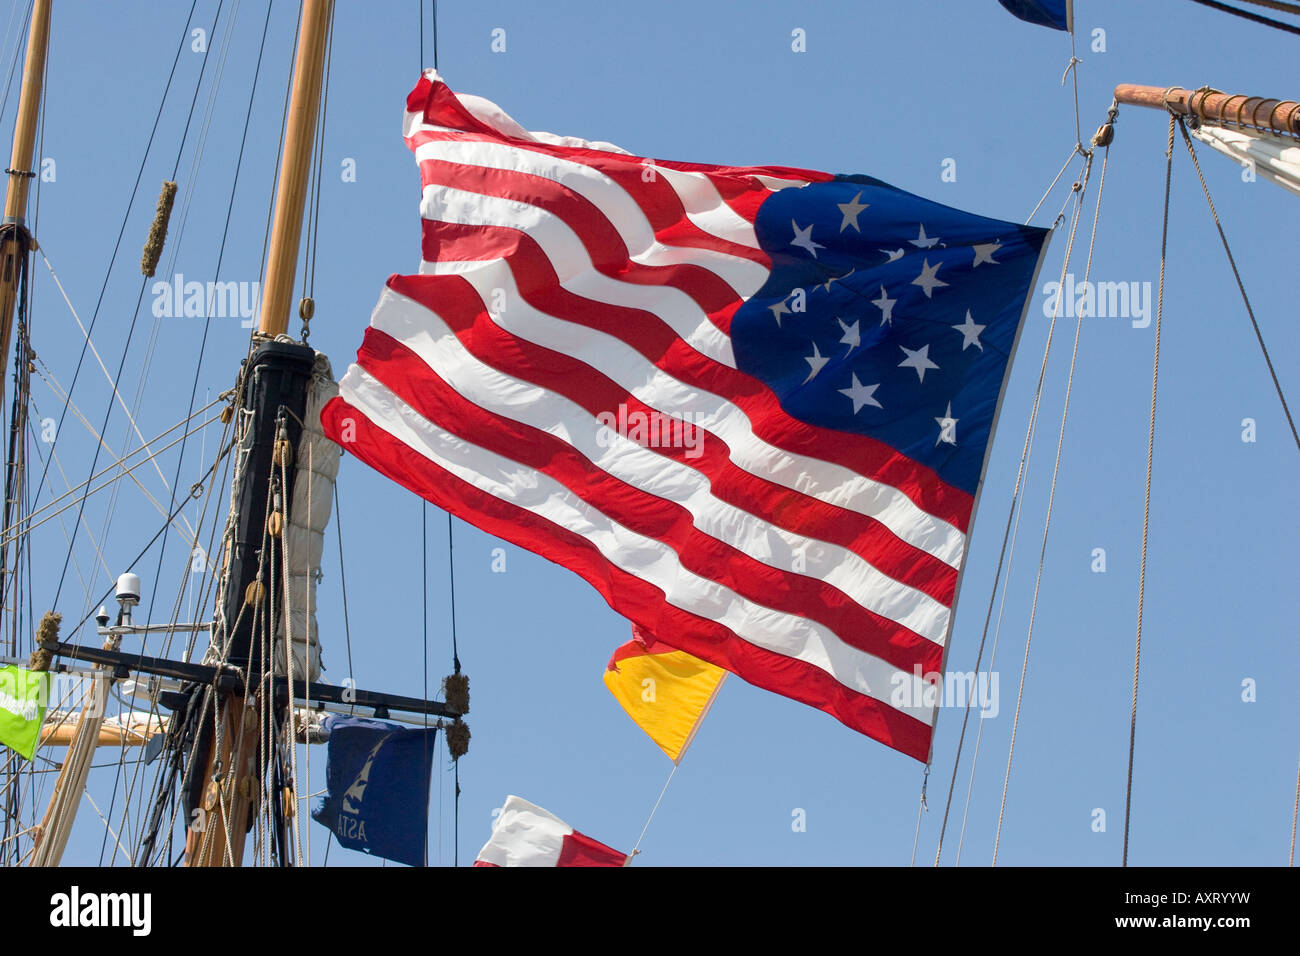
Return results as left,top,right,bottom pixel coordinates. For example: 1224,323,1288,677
139,180,178,277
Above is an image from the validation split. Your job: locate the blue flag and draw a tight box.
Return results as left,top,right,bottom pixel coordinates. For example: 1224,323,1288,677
311,714,438,867
998,0,1072,31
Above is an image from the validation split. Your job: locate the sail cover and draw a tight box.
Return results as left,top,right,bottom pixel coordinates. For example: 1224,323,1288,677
322,72,1049,762
1191,123,1300,197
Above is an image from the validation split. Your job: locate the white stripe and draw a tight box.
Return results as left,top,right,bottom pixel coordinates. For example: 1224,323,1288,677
646,163,761,250
411,138,769,296
339,364,936,724
370,284,952,643
418,182,739,370
412,260,965,569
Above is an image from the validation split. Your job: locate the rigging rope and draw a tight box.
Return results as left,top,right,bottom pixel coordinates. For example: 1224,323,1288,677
422,500,429,867
990,152,1095,867
52,0,225,611
1122,114,1176,868
1291,747,1299,865
1175,121,1299,453
629,764,678,862
446,508,460,866
954,144,1112,867
1025,146,1084,224
927,132,1099,866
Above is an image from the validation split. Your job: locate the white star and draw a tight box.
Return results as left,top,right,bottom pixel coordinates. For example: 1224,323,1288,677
768,298,791,326
837,191,869,232
837,317,860,355
821,267,855,294
802,341,830,383
935,402,958,446
872,285,897,326
972,242,1002,267
899,344,940,383
791,220,825,258
912,258,948,298
910,224,940,249
839,373,882,414
880,248,905,263
952,310,985,351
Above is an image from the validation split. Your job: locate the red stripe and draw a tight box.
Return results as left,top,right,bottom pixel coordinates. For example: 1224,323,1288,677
385,273,956,605
321,395,935,762
557,831,627,867
356,327,945,674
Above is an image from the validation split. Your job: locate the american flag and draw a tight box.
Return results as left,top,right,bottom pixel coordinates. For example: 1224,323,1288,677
322,71,1050,762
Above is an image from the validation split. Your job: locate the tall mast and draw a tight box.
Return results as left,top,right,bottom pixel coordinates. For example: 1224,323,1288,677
184,0,333,868
0,0,51,650
0,0,51,374
258,0,331,337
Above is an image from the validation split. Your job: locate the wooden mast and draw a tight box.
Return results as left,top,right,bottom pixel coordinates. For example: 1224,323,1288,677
258,0,332,338
0,0,51,648
0,0,51,378
185,0,333,868
1113,84,1300,139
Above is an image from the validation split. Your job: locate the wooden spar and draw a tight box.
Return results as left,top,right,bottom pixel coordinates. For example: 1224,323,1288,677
1114,84,1300,140
29,654,117,867
39,712,167,748
0,0,51,379
258,0,332,336
185,0,333,869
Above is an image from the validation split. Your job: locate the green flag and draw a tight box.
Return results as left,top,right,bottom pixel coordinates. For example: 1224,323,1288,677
0,665,49,759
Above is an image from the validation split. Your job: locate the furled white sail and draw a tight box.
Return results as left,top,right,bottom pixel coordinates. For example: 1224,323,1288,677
274,350,340,683
1191,123,1300,197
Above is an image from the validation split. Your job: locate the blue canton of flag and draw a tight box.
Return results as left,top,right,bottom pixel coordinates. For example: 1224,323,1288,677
732,176,1050,497
311,714,438,867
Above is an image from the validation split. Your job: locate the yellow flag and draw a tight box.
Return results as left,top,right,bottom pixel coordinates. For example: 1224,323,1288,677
603,626,726,764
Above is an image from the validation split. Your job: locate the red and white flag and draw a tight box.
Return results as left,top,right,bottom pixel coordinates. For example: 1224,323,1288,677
322,72,1049,762
474,795,628,867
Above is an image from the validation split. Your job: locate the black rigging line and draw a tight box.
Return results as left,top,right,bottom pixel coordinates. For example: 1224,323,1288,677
1175,119,1299,452
145,0,273,631
446,509,459,867
101,0,265,866
422,500,429,867
27,0,199,520
56,438,233,645
31,0,200,602
0,1,32,135
53,0,226,611
1183,0,1300,34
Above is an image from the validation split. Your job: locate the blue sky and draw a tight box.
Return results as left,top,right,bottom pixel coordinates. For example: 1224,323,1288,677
12,0,1296,866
